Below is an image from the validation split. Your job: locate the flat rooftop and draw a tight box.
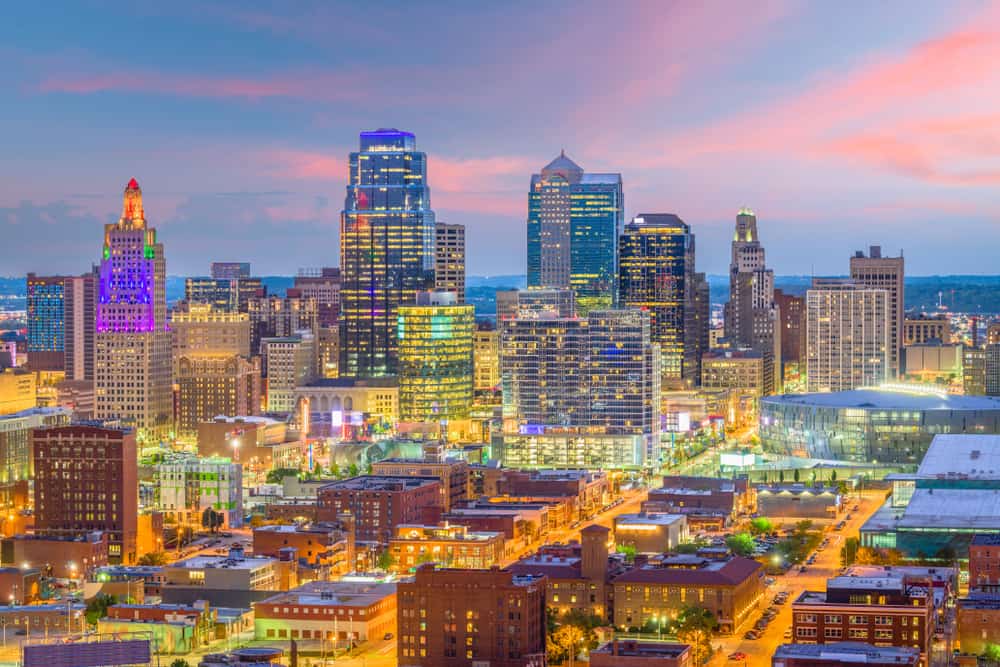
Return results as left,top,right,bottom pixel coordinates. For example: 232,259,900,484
615,513,686,526
917,434,1000,477
896,488,1000,530
972,533,1000,546
772,641,919,664
260,581,396,608
763,389,1000,411
320,476,438,491
170,554,275,570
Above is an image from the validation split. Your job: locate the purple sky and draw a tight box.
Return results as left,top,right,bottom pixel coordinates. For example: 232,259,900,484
3,1,1000,277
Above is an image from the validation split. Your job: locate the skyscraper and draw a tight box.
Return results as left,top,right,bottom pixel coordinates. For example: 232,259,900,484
247,290,319,356
526,151,622,314
805,279,889,392
397,291,474,423
340,129,436,378
94,179,172,444
210,262,251,281
618,214,705,386
724,208,781,394
850,245,904,378
26,271,96,378
434,222,465,303
294,267,341,328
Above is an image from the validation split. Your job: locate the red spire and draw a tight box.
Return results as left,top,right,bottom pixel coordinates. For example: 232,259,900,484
127,178,140,190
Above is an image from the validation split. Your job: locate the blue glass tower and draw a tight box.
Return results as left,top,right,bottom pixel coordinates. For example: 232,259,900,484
340,129,436,378
26,274,66,370
527,151,623,313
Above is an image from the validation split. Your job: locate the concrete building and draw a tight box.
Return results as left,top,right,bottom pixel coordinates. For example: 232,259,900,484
370,459,468,512
903,314,950,345
387,523,505,572
772,643,919,667
805,279,890,392
851,246,904,378
496,288,575,322
155,455,243,528
965,346,987,395
612,555,764,634
262,333,316,413
756,485,841,519
493,430,652,470
295,377,399,428
316,476,441,543
434,222,465,303
164,547,278,591
255,579,396,644
247,291,318,357
774,289,805,382
988,342,1000,396
591,641,692,667
0,370,36,415
472,324,500,395
33,425,137,564
0,407,70,509
293,267,341,328
94,178,172,444
902,342,962,385
613,514,688,554
397,564,547,667
26,272,96,379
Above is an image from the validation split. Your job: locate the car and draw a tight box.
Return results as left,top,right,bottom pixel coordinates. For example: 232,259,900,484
743,630,759,640
852,505,860,511
728,652,748,661
799,565,808,572
384,632,394,641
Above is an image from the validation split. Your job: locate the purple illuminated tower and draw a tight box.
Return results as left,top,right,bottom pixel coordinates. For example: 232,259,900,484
94,178,172,444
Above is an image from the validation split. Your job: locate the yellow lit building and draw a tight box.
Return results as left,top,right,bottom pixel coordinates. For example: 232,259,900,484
397,292,474,423
0,370,37,415
473,325,500,393
387,523,505,573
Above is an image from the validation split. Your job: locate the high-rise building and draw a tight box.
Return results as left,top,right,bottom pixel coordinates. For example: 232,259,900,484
26,272,96,378
496,288,575,322
340,129,436,378
774,288,805,386
965,346,987,396
294,268,341,328
434,223,465,303
526,151,623,314
473,323,500,394
247,291,319,356
94,179,172,444
262,333,316,412
397,564,547,667
397,291,474,423
805,279,890,392
987,343,1000,397
618,214,705,385
33,424,138,564
724,208,780,394
850,245,904,378
210,262,250,281
0,407,70,509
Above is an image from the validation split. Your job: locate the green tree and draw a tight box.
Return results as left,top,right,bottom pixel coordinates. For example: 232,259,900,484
983,644,1000,661
348,463,360,477
201,507,224,533
266,468,300,484
793,468,800,483
748,517,773,536
676,605,716,665
364,462,373,475
616,544,637,563
725,533,756,558
376,549,395,571
330,462,341,478
137,551,168,566
778,470,785,483
840,537,859,567
170,660,191,667
830,469,838,482
85,594,117,626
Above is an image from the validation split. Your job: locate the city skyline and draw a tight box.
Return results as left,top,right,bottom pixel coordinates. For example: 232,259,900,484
3,2,1000,277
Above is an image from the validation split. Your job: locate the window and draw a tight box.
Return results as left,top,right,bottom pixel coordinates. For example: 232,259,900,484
823,615,842,624
874,629,893,640
796,614,817,624
797,627,817,638
849,629,868,639
824,628,843,639
849,615,868,625
874,616,892,625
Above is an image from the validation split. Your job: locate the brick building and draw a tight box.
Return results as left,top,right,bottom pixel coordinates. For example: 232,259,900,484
32,425,138,564
968,533,1000,588
590,640,692,667
316,476,441,544
397,564,547,667
370,459,469,511
388,523,505,573
956,592,1000,656
253,522,354,576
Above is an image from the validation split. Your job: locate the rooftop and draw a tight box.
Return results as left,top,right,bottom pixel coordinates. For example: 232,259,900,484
304,377,399,389
958,591,1000,610
917,434,1000,478
972,533,1000,546
259,580,396,609
319,475,438,492
591,640,690,658
614,556,761,587
170,554,275,571
614,513,687,527
896,488,1000,529
772,641,919,664
763,389,1000,411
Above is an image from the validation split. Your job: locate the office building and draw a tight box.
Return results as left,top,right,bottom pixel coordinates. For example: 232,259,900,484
316,476,441,543
771,643,919,667
612,555,764,634
26,272,96,379
0,370,35,414
295,377,399,427
903,314,950,345
155,454,243,528
434,223,465,303
902,341,962,386
370,458,469,512
526,151,623,314
262,334,316,413
387,523,505,572
397,564,547,667
987,343,1000,396
774,288,805,382
760,388,1000,464
247,291,318,356
805,279,890,392
496,288,575,322
164,547,278,591
316,326,339,378
618,214,705,385
186,273,263,313
613,513,688,554
850,246,904,377
472,323,500,394
397,291,474,423
701,349,764,397
724,208,780,395
965,346,987,395
33,424,138,564
340,129,436,378
0,407,70,509
255,580,397,644
293,268,341,328
591,641,693,667
211,262,250,281
94,179,172,444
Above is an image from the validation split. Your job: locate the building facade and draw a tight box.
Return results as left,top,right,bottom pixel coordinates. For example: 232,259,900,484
850,246,904,378
526,151,623,314
262,334,316,413
340,129,436,378
247,292,318,356
0,407,70,509
903,314,950,345
388,524,505,572
155,455,243,528
94,179,172,444
293,268,341,328
316,476,441,543
434,223,465,303
26,272,97,379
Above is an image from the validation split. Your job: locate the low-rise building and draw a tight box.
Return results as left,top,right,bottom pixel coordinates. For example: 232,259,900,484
101,602,216,654
164,547,279,592
956,591,1000,656
0,567,40,604
772,642,920,667
370,459,469,511
969,533,1000,588
613,513,689,554
612,555,764,634
252,523,354,576
590,640,692,667
493,429,652,470
757,485,841,519
0,603,85,635
316,476,441,544
496,469,612,519
155,454,243,528
93,565,166,597
387,523,504,572
6,531,108,578
254,580,396,645
397,564,547,667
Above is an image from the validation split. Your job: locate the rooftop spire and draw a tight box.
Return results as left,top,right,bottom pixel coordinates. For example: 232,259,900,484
121,177,144,223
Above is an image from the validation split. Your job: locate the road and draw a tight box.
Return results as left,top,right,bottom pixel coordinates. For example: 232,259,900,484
707,490,886,666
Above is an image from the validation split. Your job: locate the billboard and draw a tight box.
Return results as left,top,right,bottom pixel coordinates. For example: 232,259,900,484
24,638,151,667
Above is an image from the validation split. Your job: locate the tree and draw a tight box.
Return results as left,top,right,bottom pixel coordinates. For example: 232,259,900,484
85,594,117,626
266,468,300,484
748,517,773,536
793,468,800,483
170,660,191,667
201,507,224,533
330,462,341,478
137,551,168,566
616,544,637,563
983,644,1000,661
548,624,585,665
830,469,838,482
725,533,756,558
778,470,785,484
855,546,903,566
676,605,716,665
348,463,359,477
376,549,395,571
840,537,859,567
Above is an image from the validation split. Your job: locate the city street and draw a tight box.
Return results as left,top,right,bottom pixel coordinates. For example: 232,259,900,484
707,490,886,666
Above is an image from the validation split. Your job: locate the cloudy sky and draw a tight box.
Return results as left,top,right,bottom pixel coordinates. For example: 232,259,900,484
3,1,1000,277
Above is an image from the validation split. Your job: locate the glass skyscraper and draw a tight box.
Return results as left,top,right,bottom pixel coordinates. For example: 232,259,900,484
340,129,436,378
26,274,66,371
526,152,622,314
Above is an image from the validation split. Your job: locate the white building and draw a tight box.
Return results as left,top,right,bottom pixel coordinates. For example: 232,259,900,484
263,332,316,413
155,454,243,528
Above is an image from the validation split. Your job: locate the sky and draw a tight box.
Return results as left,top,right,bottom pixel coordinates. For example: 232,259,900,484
3,1,1000,277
